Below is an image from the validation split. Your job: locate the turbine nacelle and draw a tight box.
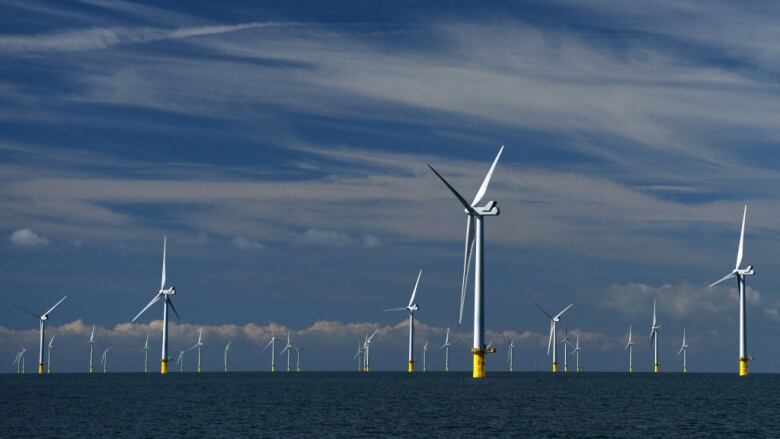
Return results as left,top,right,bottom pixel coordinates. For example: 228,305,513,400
162,286,176,295
737,266,754,276
473,201,499,216
408,304,418,313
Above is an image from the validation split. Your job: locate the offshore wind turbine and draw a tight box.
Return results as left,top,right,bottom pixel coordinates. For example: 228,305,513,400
100,347,111,373
191,327,204,373
176,350,185,372
14,295,68,374
263,328,281,372
535,302,573,373
224,341,231,372
132,237,180,374
625,325,634,373
561,327,571,373
363,330,378,372
280,331,294,372
88,325,96,373
428,145,504,378
14,347,27,374
440,328,451,372
384,269,422,372
47,333,55,373
507,340,515,372
353,342,363,372
296,347,301,372
423,340,429,372
571,335,581,372
650,299,660,373
678,329,689,373
142,335,150,373
709,205,754,376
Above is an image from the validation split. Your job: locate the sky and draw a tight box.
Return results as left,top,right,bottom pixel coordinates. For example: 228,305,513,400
2,0,780,373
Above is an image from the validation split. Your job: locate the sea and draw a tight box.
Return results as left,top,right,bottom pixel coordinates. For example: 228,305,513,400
0,372,775,438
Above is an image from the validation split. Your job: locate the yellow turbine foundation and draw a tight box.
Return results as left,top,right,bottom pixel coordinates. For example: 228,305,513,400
564,365,568,373
739,357,748,376
653,363,660,373
161,359,168,374
552,362,558,373
629,366,633,373
407,361,414,373
197,366,202,373
38,363,44,374
472,350,485,378
683,367,688,373
272,364,277,372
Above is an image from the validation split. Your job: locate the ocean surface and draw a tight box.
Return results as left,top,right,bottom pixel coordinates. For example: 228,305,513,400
0,372,775,438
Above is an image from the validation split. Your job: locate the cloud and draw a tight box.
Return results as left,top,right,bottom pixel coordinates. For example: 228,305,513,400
232,236,265,250
297,229,381,248
9,228,49,247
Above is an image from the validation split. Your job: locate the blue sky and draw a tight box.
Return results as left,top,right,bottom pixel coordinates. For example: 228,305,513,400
2,0,780,373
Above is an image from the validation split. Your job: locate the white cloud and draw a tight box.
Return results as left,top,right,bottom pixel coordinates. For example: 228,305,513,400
298,229,381,248
232,236,264,250
9,228,49,247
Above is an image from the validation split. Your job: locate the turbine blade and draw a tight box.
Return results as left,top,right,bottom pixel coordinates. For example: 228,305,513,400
12,303,39,320
533,301,554,320
166,297,180,320
736,205,747,269
709,272,736,288
280,346,289,355
460,216,475,324
368,329,378,342
132,292,162,322
547,322,554,355
554,303,574,320
471,145,504,206
427,164,476,214
161,236,167,290
43,295,68,317
383,307,406,312
407,269,422,308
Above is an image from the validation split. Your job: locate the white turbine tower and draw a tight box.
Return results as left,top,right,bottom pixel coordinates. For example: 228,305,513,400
14,347,27,374
428,145,504,379
132,237,180,374
625,325,634,373
100,347,111,373
384,269,422,372
47,333,55,374
422,340,429,372
534,302,573,373
88,325,96,374
440,328,451,372
15,295,68,374
507,340,515,372
296,347,301,372
280,331,294,372
191,327,204,373
709,205,754,376
142,335,150,373
263,328,280,372
678,329,689,373
571,335,581,372
650,299,660,373
224,341,231,372
363,330,378,372
561,327,571,373
353,342,363,372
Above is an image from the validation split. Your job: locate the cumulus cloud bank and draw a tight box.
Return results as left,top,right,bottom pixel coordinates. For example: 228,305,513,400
9,228,49,247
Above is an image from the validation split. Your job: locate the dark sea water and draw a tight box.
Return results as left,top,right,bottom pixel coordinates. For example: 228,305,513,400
0,372,775,438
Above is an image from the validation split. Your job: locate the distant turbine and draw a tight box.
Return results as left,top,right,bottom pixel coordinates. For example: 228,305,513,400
625,325,634,373
353,342,363,372
100,347,111,373
263,325,281,372
224,341,231,372
280,331,294,372
14,295,68,374
14,347,27,374
650,299,661,373
363,330,378,372
295,347,301,372
535,302,573,373
709,205,754,376
440,328,451,372
571,335,581,372
507,340,515,372
384,269,422,372
422,340,429,372
561,327,571,373
132,237,181,374
190,327,204,373
88,325,96,373
142,335,150,373
176,350,185,372
678,329,689,373
428,145,504,379
47,333,55,374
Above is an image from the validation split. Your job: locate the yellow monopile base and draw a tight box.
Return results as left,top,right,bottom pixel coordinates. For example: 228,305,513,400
408,361,414,373
272,364,277,372
161,359,168,375
297,368,301,372
576,367,581,373
38,363,44,374
89,367,93,374
287,367,291,373
629,366,633,373
739,357,748,376
198,366,202,373
552,362,558,373
653,363,660,373
564,365,568,373
472,350,485,379
364,366,369,372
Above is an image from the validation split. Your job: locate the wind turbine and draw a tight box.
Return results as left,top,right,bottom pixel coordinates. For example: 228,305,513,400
423,340,429,372
224,341,231,372
507,340,515,372
14,295,68,374
47,333,55,373
295,347,301,372
428,145,504,378
100,347,111,373
176,350,185,372
678,329,689,373
363,330,378,372
535,302,573,373
353,342,363,372
650,299,660,373
625,325,634,373
280,331,294,372
190,327,204,373
571,335,581,372
440,328,451,372
561,327,571,373
132,237,180,374
88,325,96,373
263,327,280,372
14,347,27,374
709,205,754,376
384,269,422,373
142,335,150,373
